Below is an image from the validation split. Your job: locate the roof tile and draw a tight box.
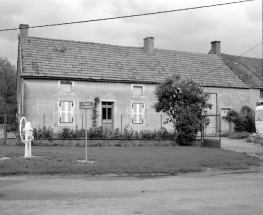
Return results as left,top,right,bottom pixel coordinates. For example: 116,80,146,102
20,36,248,88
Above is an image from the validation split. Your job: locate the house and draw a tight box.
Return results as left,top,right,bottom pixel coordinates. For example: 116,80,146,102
17,24,254,134
209,41,263,109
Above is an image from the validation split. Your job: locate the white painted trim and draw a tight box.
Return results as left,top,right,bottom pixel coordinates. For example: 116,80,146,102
58,100,75,126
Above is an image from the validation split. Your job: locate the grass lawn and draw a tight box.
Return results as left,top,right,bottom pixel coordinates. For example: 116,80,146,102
0,145,260,176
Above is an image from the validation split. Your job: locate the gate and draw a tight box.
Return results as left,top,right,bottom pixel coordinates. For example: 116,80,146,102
201,114,221,148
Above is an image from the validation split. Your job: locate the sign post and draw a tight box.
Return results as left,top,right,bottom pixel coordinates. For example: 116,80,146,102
79,102,93,161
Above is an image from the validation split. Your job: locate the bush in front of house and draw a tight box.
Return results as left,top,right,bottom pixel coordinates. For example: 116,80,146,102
32,125,175,141
33,126,54,139
222,105,256,133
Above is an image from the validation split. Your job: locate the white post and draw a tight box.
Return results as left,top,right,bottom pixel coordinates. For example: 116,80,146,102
25,142,28,157
28,142,32,157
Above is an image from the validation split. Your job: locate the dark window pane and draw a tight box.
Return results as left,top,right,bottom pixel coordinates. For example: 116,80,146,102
108,108,112,120
102,108,107,120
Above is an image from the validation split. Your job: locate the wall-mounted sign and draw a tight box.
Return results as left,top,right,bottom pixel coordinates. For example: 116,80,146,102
79,102,93,109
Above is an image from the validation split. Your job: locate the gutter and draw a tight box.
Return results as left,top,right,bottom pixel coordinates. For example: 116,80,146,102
20,75,249,89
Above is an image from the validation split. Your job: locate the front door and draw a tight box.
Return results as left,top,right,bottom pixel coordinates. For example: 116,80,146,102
221,108,231,134
101,102,114,131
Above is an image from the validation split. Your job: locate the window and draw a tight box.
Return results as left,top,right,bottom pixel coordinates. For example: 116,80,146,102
59,101,74,123
132,85,144,97
60,81,72,94
102,102,113,120
132,103,144,124
260,90,263,98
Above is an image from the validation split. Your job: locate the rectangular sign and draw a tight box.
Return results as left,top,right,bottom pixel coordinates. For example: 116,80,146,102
79,102,93,109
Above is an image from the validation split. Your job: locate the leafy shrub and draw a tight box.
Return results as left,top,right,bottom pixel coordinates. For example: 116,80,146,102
58,127,74,139
73,126,85,138
123,125,134,139
32,125,175,141
7,123,17,132
223,105,256,133
33,126,54,140
152,75,211,146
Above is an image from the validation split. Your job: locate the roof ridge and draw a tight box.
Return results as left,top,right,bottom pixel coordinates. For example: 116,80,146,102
28,36,141,49
28,36,216,57
155,47,217,57
221,52,263,60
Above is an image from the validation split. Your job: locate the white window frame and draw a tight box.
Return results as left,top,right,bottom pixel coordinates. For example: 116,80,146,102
132,103,145,124
58,100,74,125
131,84,145,97
58,81,74,94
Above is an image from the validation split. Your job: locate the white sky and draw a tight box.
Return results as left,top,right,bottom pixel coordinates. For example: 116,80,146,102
0,0,262,66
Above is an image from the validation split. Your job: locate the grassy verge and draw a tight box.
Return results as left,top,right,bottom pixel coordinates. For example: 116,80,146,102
0,146,260,176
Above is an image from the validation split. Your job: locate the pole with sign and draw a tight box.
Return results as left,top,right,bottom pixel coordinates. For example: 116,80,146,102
79,102,93,161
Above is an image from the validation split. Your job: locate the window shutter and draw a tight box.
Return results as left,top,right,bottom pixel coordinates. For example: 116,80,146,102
138,103,143,123
60,101,66,123
132,103,144,124
59,101,73,123
132,103,137,123
67,101,73,123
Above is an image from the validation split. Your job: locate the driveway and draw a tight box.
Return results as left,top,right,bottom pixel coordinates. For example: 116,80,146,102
221,137,263,160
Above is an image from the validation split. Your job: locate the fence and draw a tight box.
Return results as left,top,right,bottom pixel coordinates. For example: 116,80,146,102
26,113,173,132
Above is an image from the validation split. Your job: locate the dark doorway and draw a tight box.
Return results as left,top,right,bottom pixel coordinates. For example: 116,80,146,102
101,102,114,131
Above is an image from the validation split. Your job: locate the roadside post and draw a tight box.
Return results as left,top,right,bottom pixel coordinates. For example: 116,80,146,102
79,102,93,161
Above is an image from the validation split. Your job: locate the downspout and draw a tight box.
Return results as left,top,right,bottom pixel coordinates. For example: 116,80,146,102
19,39,24,116
22,78,24,115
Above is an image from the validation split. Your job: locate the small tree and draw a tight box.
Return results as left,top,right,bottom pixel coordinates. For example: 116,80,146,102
222,105,256,133
0,56,17,114
153,75,211,146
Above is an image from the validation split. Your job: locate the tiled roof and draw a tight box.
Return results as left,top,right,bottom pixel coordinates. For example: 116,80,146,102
220,53,263,89
19,36,248,88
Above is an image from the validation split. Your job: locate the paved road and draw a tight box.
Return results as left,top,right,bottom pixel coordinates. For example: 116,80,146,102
0,172,263,215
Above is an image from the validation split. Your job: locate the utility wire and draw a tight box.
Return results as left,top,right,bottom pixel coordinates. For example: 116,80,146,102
0,0,254,32
0,43,16,50
197,42,262,79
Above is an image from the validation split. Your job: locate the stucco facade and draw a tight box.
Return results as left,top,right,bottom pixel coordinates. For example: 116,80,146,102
21,79,250,132
22,79,172,131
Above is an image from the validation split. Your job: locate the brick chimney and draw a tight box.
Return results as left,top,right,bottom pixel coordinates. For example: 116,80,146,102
208,41,221,55
19,24,29,46
144,37,154,55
